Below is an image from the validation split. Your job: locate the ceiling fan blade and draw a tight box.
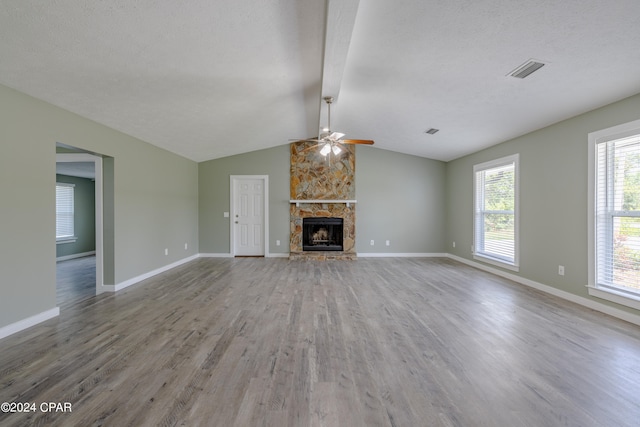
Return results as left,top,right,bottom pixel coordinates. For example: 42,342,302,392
298,143,325,153
290,97,370,148
341,139,374,145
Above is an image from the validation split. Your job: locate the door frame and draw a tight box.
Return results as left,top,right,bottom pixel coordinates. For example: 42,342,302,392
56,153,104,294
230,175,269,257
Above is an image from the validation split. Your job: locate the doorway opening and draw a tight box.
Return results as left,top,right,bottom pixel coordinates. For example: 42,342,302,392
56,145,114,304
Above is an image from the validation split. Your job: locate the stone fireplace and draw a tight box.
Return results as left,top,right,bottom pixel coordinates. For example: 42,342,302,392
289,141,356,260
303,217,343,251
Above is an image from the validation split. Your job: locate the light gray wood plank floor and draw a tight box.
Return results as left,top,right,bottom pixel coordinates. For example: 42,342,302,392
56,255,96,306
1,257,640,426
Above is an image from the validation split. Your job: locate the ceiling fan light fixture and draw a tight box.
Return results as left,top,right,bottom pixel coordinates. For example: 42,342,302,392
286,95,373,152
320,143,332,156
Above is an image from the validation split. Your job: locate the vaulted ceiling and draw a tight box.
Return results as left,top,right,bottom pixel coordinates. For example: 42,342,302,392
2,0,640,162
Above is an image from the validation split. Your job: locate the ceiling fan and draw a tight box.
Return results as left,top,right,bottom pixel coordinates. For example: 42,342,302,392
291,96,374,156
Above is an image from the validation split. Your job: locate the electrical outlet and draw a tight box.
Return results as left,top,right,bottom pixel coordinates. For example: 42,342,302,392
185,243,188,250
370,240,375,246
276,240,281,246
558,265,565,276
164,248,168,256
386,240,390,246
453,241,456,248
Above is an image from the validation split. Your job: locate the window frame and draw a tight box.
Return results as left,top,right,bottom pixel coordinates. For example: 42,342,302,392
473,154,520,271
588,119,640,310
56,182,77,244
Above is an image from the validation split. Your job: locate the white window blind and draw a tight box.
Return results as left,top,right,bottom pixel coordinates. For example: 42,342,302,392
473,154,519,269
56,183,75,240
595,133,640,294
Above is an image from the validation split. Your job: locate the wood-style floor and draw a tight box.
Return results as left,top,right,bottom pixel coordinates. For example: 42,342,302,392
1,257,640,426
56,256,96,306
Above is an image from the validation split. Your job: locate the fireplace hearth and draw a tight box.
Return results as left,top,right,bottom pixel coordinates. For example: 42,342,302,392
303,217,343,251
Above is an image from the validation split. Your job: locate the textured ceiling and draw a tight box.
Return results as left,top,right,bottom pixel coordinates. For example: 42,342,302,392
56,162,95,180
1,0,640,162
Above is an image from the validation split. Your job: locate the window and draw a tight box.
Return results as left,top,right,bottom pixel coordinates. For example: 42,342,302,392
473,154,519,270
589,119,640,307
56,182,76,243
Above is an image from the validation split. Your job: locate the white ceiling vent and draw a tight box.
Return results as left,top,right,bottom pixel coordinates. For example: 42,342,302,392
508,60,546,79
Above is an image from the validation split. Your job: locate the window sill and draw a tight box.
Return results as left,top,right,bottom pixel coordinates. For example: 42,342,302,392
473,253,519,272
587,285,640,311
56,237,77,245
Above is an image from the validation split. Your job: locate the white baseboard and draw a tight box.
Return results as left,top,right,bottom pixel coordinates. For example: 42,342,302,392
254,252,450,258
2,253,199,337
199,253,290,258
0,307,60,340
199,253,233,258
199,252,449,259
446,254,640,327
56,251,96,262
357,252,448,258
107,254,200,293
98,284,116,293
267,253,290,258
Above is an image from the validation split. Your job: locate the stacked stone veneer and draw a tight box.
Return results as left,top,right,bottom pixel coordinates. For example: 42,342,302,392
290,141,356,260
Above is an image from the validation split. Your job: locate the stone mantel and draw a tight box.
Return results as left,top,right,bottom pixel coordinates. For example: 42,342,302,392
290,199,357,207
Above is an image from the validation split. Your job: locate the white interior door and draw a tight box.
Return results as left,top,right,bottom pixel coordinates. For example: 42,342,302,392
232,177,265,256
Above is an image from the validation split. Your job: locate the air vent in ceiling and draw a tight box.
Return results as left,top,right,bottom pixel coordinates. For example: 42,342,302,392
425,128,439,135
508,59,546,79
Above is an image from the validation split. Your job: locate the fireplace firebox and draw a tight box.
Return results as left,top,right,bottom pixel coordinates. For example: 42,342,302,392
303,217,343,251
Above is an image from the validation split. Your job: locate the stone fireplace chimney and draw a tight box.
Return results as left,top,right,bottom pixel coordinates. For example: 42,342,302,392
289,141,356,260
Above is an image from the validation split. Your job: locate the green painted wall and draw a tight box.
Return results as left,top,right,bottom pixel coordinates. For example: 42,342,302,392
446,92,640,315
356,146,446,253
55,174,96,258
198,145,291,254
0,83,199,329
198,144,447,255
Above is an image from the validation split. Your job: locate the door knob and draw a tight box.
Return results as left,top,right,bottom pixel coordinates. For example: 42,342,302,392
235,221,238,224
